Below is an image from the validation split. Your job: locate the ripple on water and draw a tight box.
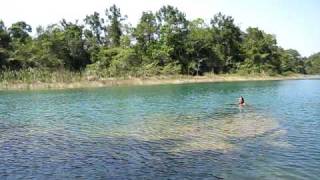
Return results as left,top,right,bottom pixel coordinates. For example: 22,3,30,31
3,80,318,179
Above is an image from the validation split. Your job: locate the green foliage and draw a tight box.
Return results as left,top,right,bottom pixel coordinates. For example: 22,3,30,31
35,25,66,69
240,27,281,75
86,47,118,73
210,13,243,73
160,62,181,75
0,20,10,49
0,20,11,68
0,68,82,83
106,4,126,47
87,48,140,77
61,20,90,70
133,11,157,53
280,49,305,74
8,21,32,43
108,48,141,76
0,4,313,82
7,40,36,69
84,12,106,45
156,5,189,73
306,52,320,74
186,18,215,75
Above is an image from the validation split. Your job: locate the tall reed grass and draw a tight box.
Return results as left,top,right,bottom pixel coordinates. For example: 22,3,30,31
0,69,84,84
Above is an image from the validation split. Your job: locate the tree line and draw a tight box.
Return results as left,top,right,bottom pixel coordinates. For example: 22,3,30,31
0,4,319,78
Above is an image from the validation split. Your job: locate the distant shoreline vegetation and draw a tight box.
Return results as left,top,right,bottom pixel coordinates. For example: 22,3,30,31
0,4,319,84
0,70,315,90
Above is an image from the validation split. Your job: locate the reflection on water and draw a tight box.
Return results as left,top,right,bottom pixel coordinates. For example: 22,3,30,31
1,80,320,179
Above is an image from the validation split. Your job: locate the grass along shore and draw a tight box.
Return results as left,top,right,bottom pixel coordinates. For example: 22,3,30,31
0,70,316,90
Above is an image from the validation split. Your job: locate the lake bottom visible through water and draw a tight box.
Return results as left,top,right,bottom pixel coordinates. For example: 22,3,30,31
0,79,320,179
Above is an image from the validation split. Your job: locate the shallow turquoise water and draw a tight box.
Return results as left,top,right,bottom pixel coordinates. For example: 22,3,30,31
1,79,320,179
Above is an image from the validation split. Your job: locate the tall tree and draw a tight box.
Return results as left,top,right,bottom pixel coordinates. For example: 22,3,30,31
106,4,126,47
84,12,107,63
210,13,243,73
60,19,90,70
241,27,281,74
84,12,106,45
133,11,157,54
8,21,32,43
280,49,305,73
186,18,215,75
0,20,10,48
6,21,33,69
156,5,189,72
305,52,320,74
0,20,11,68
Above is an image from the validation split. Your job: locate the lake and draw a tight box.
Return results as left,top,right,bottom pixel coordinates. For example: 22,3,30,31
1,79,320,179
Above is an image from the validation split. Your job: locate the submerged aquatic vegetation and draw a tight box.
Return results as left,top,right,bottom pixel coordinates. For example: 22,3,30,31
84,111,290,153
215,113,280,138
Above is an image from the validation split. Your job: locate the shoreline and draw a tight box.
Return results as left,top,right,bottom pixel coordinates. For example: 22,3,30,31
0,74,318,91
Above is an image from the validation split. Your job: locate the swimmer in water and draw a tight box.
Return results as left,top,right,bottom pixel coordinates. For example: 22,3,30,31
238,96,245,105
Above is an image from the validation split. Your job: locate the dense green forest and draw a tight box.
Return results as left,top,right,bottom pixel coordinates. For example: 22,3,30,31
0,4,319,81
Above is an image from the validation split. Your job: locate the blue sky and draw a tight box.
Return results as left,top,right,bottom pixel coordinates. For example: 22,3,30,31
0,0,319,56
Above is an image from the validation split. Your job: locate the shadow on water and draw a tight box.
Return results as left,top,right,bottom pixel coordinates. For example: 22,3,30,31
0,129,225,179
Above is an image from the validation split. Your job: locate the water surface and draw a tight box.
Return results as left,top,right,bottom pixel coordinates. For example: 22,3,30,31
1,79,320,179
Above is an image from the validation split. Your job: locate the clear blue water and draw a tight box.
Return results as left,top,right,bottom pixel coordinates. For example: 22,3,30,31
0,79,320,179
